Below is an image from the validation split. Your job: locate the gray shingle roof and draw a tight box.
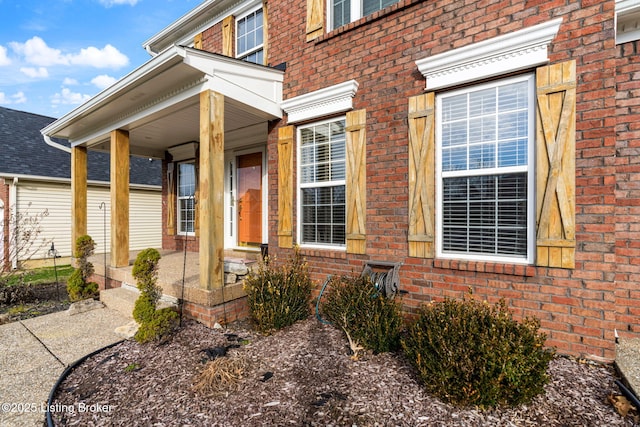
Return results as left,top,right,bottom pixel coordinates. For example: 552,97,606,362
0,106,161,186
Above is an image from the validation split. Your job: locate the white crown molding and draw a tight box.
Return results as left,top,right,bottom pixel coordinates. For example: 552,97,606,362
416,18,563,91
281,80,359,123
616,0,640,44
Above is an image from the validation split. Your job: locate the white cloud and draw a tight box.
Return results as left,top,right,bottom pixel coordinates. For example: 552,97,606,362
20,66,48,78
99,0,139,6
0,46,10,66
52,87,91,105
9,36,68,66
0,91,27,105
63,77,79,85
9,37,129,69
69,45,128,69
91,74,117,89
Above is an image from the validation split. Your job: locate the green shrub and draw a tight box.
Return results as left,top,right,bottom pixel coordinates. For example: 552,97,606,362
131,249,178,343
243,247,312,334
321,274,403,354
66,235,98,302
401,297,555,408
135,307,179,343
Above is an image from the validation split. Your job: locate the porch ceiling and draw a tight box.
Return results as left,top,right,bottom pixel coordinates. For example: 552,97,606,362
41,46,284,158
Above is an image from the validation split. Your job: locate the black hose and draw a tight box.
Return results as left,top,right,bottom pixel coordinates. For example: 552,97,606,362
46,339,124,427
315,275,332,325
615,379,640,413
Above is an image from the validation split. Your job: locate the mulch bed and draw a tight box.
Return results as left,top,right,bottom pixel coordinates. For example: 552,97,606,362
50,318,637,426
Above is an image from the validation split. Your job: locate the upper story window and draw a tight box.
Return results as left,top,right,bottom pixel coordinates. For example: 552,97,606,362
177,162,196,235
298,118,347,248
236,6,264,64
330,0,399,30
436,75,535,263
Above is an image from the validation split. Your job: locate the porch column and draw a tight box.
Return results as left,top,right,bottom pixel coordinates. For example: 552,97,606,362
71,146,87,252
199,90,225,290
110,129,130,267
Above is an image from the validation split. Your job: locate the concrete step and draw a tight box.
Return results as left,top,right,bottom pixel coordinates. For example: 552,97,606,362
100,284,178,319
616,338,640,402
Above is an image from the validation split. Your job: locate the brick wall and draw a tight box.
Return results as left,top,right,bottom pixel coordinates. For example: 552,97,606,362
615,40,640,337
263,0,623,360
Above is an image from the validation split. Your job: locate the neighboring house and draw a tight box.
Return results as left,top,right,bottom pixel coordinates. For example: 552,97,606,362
41,0,640,359
0,106,162,269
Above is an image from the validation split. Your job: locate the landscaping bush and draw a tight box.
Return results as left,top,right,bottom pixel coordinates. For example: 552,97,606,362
401,296,555,408
66,235,98,302
243,247,312,334
321,274,403,354
131,249,178,343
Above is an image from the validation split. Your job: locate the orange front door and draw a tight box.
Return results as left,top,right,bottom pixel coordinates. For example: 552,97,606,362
237,152,262,247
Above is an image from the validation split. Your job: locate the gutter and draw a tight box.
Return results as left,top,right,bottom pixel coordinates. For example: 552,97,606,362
0,173,161,191
42,134,71,154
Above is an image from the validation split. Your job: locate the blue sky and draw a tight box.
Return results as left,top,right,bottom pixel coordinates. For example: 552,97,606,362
0,0,200,118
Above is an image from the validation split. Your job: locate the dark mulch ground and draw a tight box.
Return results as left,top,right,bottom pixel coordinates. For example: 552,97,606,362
50,318,638,426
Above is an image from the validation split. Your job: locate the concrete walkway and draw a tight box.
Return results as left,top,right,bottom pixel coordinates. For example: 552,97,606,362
0,305,130,427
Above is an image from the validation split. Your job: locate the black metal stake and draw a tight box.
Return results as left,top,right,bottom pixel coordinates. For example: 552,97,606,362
99,202,108,289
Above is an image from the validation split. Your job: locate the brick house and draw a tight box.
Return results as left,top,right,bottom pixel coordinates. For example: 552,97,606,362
41,0,640,360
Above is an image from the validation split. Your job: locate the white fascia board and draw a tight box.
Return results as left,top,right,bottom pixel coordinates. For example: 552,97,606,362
0,173,160,190
204,75,282,118
41,46,184,138
281,80,359,123
416,18,562,90
616,0,640,44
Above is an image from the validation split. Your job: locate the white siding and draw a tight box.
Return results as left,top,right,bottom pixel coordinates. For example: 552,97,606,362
16,181,161,260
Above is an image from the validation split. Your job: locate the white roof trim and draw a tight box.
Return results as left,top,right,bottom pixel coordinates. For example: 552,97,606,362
281,80,359,123
416,18,562,90
616,0,640,44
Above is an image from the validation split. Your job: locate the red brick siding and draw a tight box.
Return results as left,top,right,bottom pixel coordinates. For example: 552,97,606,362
263,0,621,359
201,21,224,54
615,40,640,337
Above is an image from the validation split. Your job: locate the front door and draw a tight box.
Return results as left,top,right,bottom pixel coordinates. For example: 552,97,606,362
236,152,262,247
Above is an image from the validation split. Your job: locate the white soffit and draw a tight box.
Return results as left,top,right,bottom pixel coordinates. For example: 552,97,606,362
281,80,359,123
416,18,563,90
616,0,640,44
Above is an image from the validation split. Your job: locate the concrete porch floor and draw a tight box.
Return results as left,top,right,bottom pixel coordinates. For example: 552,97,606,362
88,249,260,301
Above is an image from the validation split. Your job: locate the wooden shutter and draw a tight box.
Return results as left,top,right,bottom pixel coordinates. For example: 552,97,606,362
262,1,268,65
194,33,203,49
166,162,176,236
346,109,367,254
306,0,324,41
222,15,234,57
536,60,576,268
278,126,294,248
408,93,435,258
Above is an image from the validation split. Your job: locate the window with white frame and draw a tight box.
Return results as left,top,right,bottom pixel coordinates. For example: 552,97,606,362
237,7,264,64
436,75,535,262
298,118,346,247
177,162,196,234
331,0,399,30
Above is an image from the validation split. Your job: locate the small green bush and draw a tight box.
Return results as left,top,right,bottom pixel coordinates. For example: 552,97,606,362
67,235,98,302
321,274,403,354
401,297,555,408
243,247,312,334
131,249,178,343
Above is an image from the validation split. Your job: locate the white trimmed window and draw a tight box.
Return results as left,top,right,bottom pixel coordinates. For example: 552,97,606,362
330,0,399,30
436,75,535,263
298,118,347,247
236,6,264,64
177,162,196,234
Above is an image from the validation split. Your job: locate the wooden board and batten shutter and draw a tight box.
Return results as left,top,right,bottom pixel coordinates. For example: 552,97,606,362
536,60,576,269
222,15,234,57
346,109,367,254
408,93,436,258
306,0,324,41
278,126,294,248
